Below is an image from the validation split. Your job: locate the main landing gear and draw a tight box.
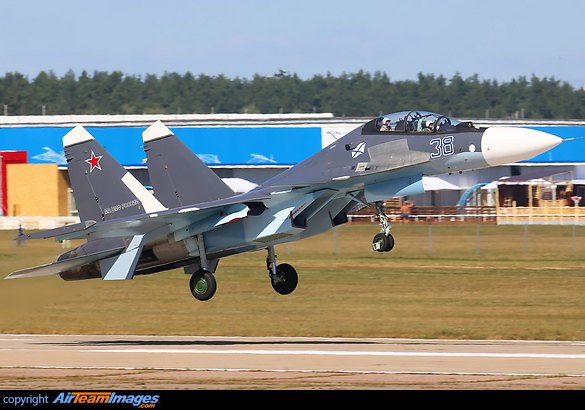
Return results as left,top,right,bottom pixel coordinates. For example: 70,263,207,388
186,234,299,301
266,246,298,295
372,201,394,253
187,233,217,301
189,269,217,301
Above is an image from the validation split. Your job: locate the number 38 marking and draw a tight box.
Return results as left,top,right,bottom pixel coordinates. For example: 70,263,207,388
430,136,454,158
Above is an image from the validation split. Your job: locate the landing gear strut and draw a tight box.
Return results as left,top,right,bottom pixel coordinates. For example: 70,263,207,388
266,246,298,295
372,201,394,253
187,233,217,301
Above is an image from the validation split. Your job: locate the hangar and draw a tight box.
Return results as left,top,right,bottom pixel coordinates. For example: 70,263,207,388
1,113,584,227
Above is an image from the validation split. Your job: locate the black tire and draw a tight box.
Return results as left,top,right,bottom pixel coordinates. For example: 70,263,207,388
271,263,298,295
189,270,217,301
373,233,394,252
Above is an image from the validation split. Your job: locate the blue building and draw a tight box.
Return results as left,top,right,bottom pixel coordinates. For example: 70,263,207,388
1,113,584,218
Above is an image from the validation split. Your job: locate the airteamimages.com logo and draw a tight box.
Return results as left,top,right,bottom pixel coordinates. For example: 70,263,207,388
3,392,160,408
53,392,159,407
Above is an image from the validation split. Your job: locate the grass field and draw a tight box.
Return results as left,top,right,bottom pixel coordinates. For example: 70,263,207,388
1,224,584,340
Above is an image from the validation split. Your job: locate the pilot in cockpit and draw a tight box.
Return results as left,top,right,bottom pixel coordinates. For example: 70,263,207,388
416,117,434,132
423,119,434,132
379,117,392,131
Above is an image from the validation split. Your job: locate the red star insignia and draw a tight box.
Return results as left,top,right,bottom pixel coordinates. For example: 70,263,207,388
86,151,102,172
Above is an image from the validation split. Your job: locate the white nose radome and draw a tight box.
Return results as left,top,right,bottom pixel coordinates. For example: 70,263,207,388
481,127,563,166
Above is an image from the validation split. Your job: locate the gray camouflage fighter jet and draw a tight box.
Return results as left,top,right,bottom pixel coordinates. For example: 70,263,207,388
5,111,563,301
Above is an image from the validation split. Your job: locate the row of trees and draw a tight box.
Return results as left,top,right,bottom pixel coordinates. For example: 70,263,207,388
1,69,584,119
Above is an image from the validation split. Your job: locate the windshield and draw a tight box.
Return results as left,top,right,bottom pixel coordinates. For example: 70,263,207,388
375,111,461,133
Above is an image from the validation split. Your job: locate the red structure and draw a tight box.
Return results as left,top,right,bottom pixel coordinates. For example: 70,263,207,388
0,151,27,216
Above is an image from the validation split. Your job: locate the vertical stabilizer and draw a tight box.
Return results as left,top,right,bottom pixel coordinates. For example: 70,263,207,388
142,120,235,208
64,125,166,222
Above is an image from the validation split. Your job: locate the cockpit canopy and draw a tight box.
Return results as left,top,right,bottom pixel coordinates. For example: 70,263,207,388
375,111,462,133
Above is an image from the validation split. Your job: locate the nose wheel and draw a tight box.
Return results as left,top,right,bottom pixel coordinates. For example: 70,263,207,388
372,201,394,253
373,232,394,252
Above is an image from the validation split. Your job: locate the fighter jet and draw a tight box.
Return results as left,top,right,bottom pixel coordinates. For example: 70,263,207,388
5,111,563,301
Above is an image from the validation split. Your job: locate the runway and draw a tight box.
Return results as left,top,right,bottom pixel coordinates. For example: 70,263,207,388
2,334,585,375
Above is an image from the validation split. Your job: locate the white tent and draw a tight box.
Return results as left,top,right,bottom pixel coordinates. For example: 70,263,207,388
222,178,258,194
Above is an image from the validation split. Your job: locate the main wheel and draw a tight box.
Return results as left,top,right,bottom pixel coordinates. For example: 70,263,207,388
271,263,298,295
189,270,217,301
373,233,394,252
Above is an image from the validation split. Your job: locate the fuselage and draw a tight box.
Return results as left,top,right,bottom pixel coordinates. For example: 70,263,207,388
56,111,563,281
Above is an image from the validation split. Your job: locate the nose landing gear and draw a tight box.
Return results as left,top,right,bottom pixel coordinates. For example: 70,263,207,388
373,232,394,252
372,201,394,253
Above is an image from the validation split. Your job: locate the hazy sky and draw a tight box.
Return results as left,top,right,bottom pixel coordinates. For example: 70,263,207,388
2,0,584,88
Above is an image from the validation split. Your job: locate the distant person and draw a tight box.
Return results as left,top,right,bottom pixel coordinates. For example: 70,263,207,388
400,201,413,224
17,225,25,247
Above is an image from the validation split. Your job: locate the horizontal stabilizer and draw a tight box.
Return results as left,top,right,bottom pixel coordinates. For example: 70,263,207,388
18,187,272,243
16,220,96,241
4,247,124,280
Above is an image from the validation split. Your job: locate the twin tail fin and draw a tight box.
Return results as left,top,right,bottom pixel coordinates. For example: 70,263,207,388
64,125,167,222
142,120,235,208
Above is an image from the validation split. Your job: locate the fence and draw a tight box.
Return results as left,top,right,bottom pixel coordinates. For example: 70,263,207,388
0,216,79,230
497,205,585,225
349,204,497,224
349,203,585,226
